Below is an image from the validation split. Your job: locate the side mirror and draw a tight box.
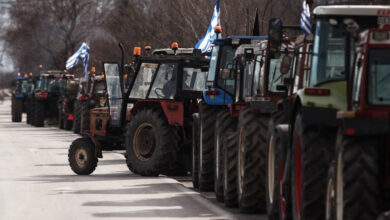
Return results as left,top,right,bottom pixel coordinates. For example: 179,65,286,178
201,66,209,72
245,48,254,60
280,55,292,75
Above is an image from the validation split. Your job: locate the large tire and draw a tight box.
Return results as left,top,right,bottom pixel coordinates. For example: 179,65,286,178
80,101,90,133
12,97,23,122
198,101,216,191
237,106,268,213
214,110,237,202
291,113,335,220
333,133,382,220
33,100,45,127
125,108,179,176
223,131,238,208
68,137,98,175
72,101,81,133
266,112,290,220
266,123,291,220
27,98,35,125
192,113,200,188
58,106,64,129
64,117,73,130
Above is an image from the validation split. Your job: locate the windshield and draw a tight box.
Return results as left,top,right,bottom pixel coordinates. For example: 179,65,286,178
149,63,178,99
129,63,158,99
207,45,220,82
18,79,29,93
217,46,236,94
104,63,122,126
367,49,390,106
268,53,294,93
310,20,347,86
183,67,207,91
39,77,60,93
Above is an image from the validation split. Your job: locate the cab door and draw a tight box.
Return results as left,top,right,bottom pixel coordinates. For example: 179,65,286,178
103,62,123,127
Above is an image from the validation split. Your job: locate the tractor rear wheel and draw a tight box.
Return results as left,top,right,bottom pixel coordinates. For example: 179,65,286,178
12,97,23,122
125,108,179,176
68,137,98,175
72,101,81,133
80,101,90,133
58,107,64,129
333,133,381,220
291,113,335,220
266,112,289,220
64,117,73,130
237,106,268,213
223,131,238,208
198,101,216,191
192,113,200,188
33,100,45,127
214,110,237,202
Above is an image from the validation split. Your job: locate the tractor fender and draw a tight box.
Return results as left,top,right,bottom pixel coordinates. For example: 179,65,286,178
86,134,103,158
131,100,184,126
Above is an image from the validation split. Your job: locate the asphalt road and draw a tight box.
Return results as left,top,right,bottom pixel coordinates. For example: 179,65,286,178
0,99,266,220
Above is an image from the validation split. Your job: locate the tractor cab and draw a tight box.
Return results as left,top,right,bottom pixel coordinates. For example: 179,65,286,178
13,73,31,98
203,35,267,106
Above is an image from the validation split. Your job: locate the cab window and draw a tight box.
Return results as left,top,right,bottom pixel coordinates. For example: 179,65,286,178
149,63,178,99
129,63,158,99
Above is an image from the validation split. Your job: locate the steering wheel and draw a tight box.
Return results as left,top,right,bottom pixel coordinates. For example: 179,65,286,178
155,88,165,98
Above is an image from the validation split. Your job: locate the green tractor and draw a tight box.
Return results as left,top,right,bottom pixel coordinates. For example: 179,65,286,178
265,5,390,220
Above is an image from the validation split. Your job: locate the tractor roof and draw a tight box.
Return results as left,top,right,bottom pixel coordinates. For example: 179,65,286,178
213,36,267,46
314,5,390,16
139,53,209,65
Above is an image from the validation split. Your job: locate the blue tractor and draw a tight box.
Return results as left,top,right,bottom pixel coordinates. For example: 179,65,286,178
12,73,33,122
192,35,267,194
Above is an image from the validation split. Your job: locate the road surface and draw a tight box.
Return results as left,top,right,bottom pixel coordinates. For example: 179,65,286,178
0,100,265,220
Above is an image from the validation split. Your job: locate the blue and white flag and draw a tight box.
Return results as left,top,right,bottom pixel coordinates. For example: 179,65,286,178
66,42,90,78
195,0,220,53
300,0,312,35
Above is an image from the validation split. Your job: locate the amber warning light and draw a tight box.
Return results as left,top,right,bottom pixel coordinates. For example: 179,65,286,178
214,26,222,34
171,42,179,50
133,47,141,56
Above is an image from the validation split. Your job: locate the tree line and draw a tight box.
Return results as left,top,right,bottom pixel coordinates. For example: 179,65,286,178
2,0,388,80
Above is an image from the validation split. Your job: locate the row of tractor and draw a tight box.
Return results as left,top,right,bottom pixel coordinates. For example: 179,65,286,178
11,4,390,220
11,69,107,134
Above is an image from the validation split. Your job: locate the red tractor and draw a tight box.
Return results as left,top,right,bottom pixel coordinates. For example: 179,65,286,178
68,45,209,176
72,73,106,134
325,25,390,220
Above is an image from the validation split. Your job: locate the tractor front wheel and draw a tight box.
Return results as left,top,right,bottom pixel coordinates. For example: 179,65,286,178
68,138,98,175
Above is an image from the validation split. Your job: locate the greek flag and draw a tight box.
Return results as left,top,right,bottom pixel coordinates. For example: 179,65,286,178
66,42,90,78
300,0,312,35
195,0,220,53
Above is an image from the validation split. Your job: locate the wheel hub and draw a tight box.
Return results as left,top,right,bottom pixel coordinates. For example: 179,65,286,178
75,147,88,167
134,123,157,161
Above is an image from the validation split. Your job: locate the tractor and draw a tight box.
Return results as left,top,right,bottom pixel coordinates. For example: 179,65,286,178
68,45,209,176
325,24,390,220
193,33,267,192
32,71,68,127
11,73,33,122
72,71,106,134
58,76,79,130
264,5,390,220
